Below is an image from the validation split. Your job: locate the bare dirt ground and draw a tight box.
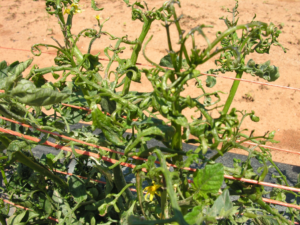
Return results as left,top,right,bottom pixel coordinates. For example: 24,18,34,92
0,0,299,165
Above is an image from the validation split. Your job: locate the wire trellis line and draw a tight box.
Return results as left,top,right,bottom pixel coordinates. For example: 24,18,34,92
0,122,300,193
1,46,299,92
0,46,56,55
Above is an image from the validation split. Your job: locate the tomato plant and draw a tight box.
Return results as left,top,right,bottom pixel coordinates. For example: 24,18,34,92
0,0,299,224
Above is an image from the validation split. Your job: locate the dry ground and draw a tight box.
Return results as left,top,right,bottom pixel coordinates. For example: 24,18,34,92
0,0,299,165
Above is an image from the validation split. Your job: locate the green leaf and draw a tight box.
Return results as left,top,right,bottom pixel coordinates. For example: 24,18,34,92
68,175,87,203
52,189,63,204
117,59,141,82
120,202,136,225
83,53,102,70
98,203,109,216
6,140,29,161
159,54,173,68
11,79,70,106
207,189,237,219
37,134,49,145
7,210,39,225
91,0,104,11
14,58,33,77
184,205,204,224
159,55,189,69
0,74,18,91
52,150,66,163
87,188,99,199
250,114,260,122
0,61,7,72
0,60,33,84
92,106,125,146
7,144,68,188
69,142,82,158
39,194,53,218
52,72,60,80
205,76,216,88
170,115,188,127
100,96,116,114
246,59,280,82
193,163,224,194
131,117,175,143
0,61,19,77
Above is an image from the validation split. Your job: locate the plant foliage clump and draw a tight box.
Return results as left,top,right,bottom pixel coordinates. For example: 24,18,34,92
0,0,299,224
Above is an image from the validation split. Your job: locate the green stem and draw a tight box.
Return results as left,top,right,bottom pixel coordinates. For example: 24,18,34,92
136,171,146,216
222,70,243,115
248,193,291,224
26,66,74,79
201,22,268,62
0,166,8,186
172,6,191,67
105,39,122,78
57,9,83,63
154,150,188,225
268,158,289,186
122,18,152,96
209,141,233,161
171,123,182,153
113,154,134,207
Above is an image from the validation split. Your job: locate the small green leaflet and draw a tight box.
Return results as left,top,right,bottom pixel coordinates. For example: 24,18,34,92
193,163,224,194
68,175,88,203
91,0,104,11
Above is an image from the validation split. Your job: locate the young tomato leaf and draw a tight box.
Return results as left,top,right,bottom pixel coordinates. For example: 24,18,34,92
193,163,224,194
206,189,237,219
91,105,125,146
68,175,88,203
7,210,39,224
11,79,70,106
206,76,216,88
91,0,104,11
13,58,33,77
184,205,204,224
159,54,173,68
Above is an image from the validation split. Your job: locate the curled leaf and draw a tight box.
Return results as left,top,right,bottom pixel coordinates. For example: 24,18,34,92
246,59,280,82
91,0,104,11
11,79,70,106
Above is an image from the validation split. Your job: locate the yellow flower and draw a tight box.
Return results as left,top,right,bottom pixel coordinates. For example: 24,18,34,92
71,3,83,14
143,181,161,202
64,8,71,15
95,14,102,21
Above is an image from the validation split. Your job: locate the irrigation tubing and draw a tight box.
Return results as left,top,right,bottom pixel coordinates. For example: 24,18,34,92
0,122,300,194
1,46,300,92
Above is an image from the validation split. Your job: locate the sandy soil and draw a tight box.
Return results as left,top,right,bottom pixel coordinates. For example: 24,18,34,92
0,0,299,165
